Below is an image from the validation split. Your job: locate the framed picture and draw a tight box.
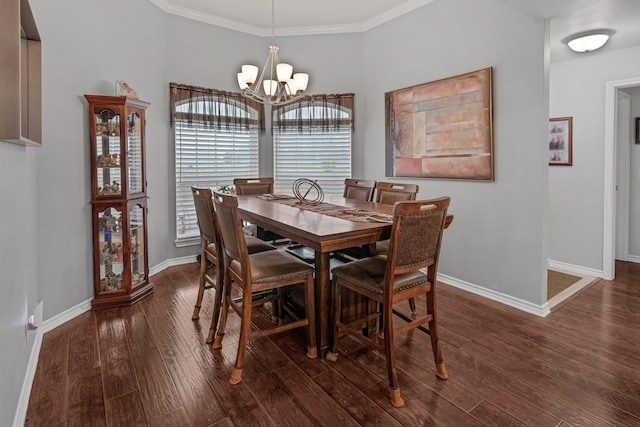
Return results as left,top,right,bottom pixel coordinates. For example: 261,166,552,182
635,117,640,144
385,67,494,180
549,117,572,166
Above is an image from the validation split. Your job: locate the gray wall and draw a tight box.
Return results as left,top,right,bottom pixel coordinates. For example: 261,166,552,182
30,0,169,321
3,0,552,422
0,143,39,424
362,0,549,303
549,44,640,270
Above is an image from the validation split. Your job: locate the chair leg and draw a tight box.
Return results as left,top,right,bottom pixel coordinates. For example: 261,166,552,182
230,288,253,385
192,247,208,320
206,262,224,344
383,303,404,408
408,297,417,314
326,278,342,362
427,290,448,380
212,270,231,349
305,274,317,359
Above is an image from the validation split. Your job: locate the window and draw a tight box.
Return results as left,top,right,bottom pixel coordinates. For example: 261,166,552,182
273,94,354,195
171,83,265,242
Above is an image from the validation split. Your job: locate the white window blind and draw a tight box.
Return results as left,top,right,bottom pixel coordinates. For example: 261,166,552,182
274,126,352,195
273,101,353,195
175,122,259,241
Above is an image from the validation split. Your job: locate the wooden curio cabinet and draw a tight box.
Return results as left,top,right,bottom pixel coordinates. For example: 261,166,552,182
85,95,152,309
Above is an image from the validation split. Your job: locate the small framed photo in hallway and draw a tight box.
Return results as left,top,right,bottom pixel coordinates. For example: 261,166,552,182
549,117,572,166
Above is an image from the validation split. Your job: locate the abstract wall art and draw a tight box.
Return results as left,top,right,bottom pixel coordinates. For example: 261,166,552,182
385,67,494,180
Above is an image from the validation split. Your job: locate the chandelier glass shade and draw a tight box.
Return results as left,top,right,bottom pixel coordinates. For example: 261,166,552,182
236,0,309,105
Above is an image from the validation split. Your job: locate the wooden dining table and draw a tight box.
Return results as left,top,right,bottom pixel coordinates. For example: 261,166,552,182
236,194,395,356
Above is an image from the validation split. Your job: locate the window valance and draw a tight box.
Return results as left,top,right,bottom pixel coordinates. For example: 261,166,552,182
170,82,265,133
272,93,355,133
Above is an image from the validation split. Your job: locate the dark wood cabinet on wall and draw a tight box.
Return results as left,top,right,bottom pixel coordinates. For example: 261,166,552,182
85,95,152,309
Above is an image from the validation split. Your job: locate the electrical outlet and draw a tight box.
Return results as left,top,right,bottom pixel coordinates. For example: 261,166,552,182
25,299,43,340
27,314,37,331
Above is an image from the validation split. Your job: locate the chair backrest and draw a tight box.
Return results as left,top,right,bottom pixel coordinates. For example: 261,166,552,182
212,191,248,266
191,187,218,245
385,197,450,281
234,177,274,195
374,182,419,205
343,178,376,202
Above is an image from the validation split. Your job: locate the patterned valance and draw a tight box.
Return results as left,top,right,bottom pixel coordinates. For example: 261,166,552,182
272,93,355,133
170,82,265,133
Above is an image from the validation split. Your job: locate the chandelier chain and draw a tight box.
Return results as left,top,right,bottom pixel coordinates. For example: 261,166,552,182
235,0,309,105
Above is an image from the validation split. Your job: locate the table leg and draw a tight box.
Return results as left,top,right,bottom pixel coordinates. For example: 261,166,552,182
314,250,331,358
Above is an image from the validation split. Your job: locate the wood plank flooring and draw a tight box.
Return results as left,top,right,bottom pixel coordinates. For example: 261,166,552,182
25,261,640,426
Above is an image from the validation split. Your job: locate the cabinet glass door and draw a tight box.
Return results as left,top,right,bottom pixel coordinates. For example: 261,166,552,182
129,204,146,285
127,112,143,194
96,109,122,196
97,207,124,292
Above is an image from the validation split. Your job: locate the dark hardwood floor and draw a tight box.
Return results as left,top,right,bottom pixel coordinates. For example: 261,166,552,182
25,261,640,426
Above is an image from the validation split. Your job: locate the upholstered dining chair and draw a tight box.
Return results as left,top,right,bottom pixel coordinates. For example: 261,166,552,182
327,197,451,408
190,187,275,345
211,190,317,385
372,181,420,312
343,178,376,202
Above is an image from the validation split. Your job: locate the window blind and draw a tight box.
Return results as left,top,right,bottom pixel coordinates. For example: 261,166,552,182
175,122,259,240
273,95,353,195
273,126,352,195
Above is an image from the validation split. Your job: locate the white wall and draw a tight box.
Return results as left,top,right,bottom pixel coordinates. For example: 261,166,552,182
0,143,39,422
363,0,549,304
549,44,640,271
629,86,640,256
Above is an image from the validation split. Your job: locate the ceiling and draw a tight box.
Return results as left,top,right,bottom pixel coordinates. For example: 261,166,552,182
150,0,640,62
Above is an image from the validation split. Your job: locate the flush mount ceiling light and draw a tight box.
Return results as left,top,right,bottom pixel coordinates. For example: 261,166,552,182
236,0,309,106
562,29,615,53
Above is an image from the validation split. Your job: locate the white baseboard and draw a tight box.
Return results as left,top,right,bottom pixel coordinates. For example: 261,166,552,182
14,296,93,427
437,273,551,318
15,255,197,427
627,255,640,264
547,259,604,278
149,255,197,276
13,330,43,427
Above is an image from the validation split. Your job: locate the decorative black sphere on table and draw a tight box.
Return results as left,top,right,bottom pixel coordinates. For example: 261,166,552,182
292,178,324,205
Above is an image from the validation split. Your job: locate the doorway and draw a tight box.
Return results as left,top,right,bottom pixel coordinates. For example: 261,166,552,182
603,76,640,279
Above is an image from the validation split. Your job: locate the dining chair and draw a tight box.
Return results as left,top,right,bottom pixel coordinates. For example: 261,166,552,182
335,181,419,263
372,182,420,312
233,177,274,196
327,197,451,408
211,190,317,385
233,177,285,242
343,178,376,202
374,181,419,204
190,187,275,344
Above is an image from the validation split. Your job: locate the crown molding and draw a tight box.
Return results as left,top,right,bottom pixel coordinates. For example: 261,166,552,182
361,0,436,31
148,0,436,37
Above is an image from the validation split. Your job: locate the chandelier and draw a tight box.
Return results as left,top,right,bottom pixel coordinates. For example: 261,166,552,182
236,0,309,106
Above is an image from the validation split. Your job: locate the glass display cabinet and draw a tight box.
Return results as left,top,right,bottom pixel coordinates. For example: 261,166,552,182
85,95,152,309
